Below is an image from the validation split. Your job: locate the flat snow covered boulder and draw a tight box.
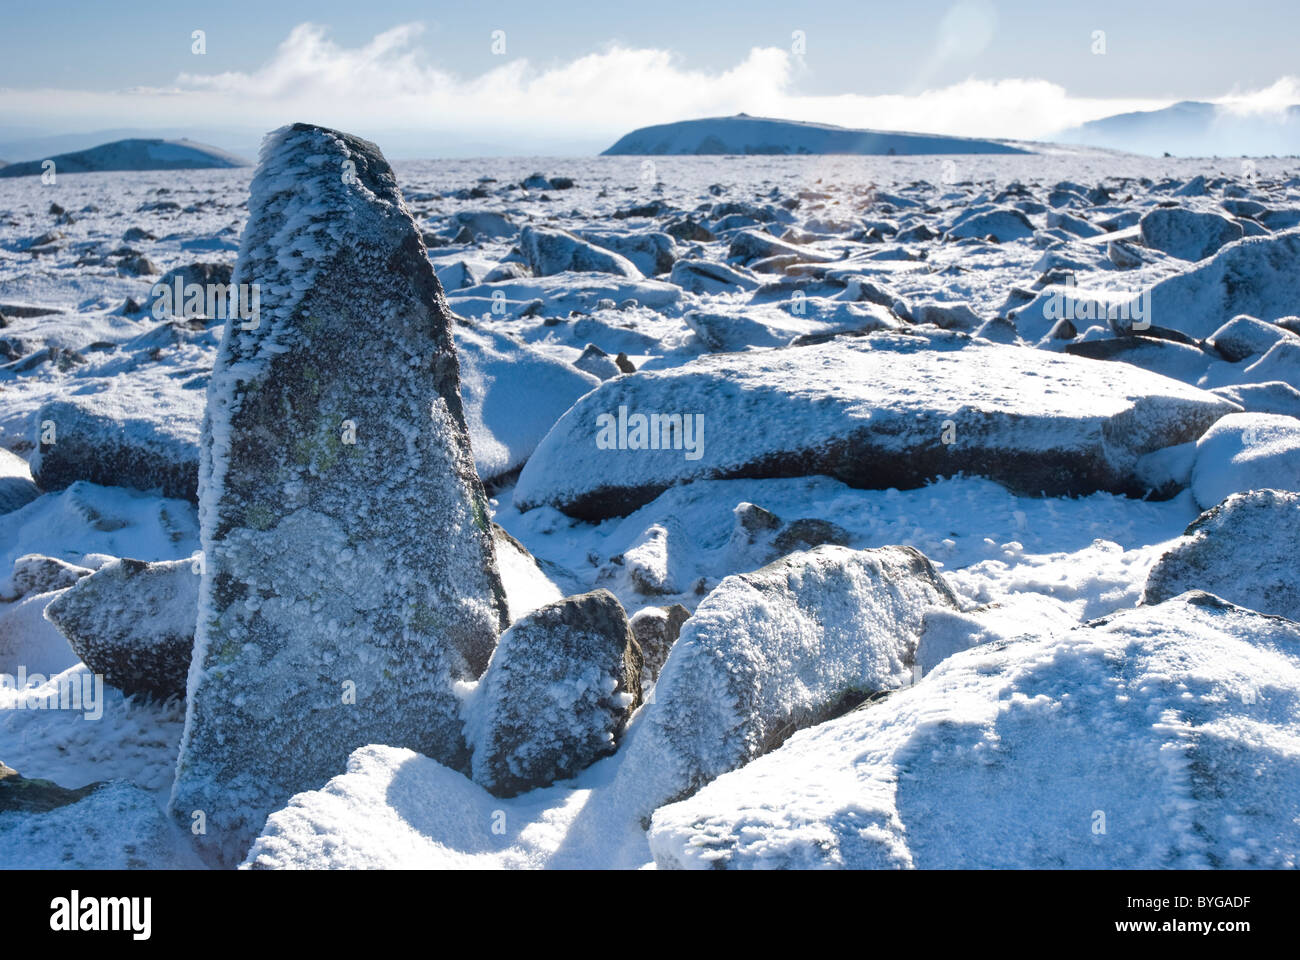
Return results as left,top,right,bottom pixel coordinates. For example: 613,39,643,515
648,593,1300,869
514,331,1239,519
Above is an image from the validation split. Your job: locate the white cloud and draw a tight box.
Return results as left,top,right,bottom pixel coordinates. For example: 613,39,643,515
0,22,1294,152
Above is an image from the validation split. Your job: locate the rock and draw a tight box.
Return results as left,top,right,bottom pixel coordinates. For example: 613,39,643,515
1107,239,1144,268
1242,339,1300,390
664,219,715,243
450,211,516,240
0,772,202,868
0,762,98,813
1064,335,1214,386
574,343,622,380
1189,412,1300,510
170,124,509,866
1206,315,1299,363
515,331,1240,520
910,301,985,333
519,225,643,279
44,557,197,700
482,261,531,284
464,590,642,798
648,593,1300,869
945,207,1035,242
2,554,92,601
435,260,480,290
1140,228,1300,339
724,501,851,570
521,173,553,191
580,230,677,276
147,262,235,317
668,258,760,294
0,585,80,675
0,447,38,515
609,544,960,823
1209,382,1300,419
614,352,636,374
728,230,833,265
1139,207,1243,261
119,255,160,277
454,323,600,482
29,383,203,501
1144,490,1300,620
629,603,690,688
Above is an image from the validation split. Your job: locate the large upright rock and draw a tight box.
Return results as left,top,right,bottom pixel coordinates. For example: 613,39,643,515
170,124,508,866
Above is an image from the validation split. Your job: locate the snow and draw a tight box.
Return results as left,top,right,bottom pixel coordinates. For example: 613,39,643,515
1189,412,1300,509
647,593,1300,869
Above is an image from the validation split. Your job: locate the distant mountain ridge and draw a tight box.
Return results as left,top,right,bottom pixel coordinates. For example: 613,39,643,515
0,138,249,178
602,113,1030,156
1057,100,1300,157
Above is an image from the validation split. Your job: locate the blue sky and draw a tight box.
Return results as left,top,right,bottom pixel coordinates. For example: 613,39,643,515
1,0,1297,155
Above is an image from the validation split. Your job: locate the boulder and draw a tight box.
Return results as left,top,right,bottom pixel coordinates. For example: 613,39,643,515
515,331,1240,520
609,544,960,822
45,557,197,700
170,124,509,866
1139,207,1244,261
519,226,643,279
574,343,621,381
2,554,92,601
945,207,1035,242
464,590,642,797
28,382,203,501
0,447,38,515
648,593,1300,869
629,603,690,689
1144,490,1300,620
580,230,677,276
723,501,851,571
1190,412,1300,509
1206,315,1298,363
1242,339,1300,390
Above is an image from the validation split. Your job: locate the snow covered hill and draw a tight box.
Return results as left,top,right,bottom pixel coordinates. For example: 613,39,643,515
602,113,1031,156
1057,100,1300,158
0,138,249,178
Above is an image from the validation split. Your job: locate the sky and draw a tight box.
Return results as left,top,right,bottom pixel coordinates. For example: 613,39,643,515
1,0,1297,157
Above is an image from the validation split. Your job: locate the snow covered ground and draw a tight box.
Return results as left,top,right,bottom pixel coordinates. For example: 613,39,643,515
2,147,1298,869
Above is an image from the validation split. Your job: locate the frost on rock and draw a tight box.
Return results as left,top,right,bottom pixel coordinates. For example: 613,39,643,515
29,384,203,501
45,557,197,700
1144,489,1300,621
1189,412,1300,509
610,544,960,823
0,447,39,515
519,225,643,279
648,593,1300,869
1138,208,1244,262
515,331,1239,520
464,589,642,798
169,124,508,866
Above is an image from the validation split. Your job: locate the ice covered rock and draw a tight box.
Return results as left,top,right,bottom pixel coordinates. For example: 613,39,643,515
450,210,516,240
29,385,203,501
464,589,641,798
723,501,851,571
45,557,197,700
1144,490,1300,620
515,332,1240,520
1141,228,1300,338
945,207,1035,242
0,587,80,675
1207,315,1298,363
1242,339,1300,390
1190,412,1300,509
579,230,677,276
648,593,1300,869
574,343,622,381
1209,382,1300,419
1064,335,1214,386
630,603,690,689
1139,207,1244,261
668,259,760,295
519,226,643,279
609,544,959,822
728,230,833,265
2,554,92,601
170,124,509,866
0,448,38,515
0,769,202,868
454,322,599,482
